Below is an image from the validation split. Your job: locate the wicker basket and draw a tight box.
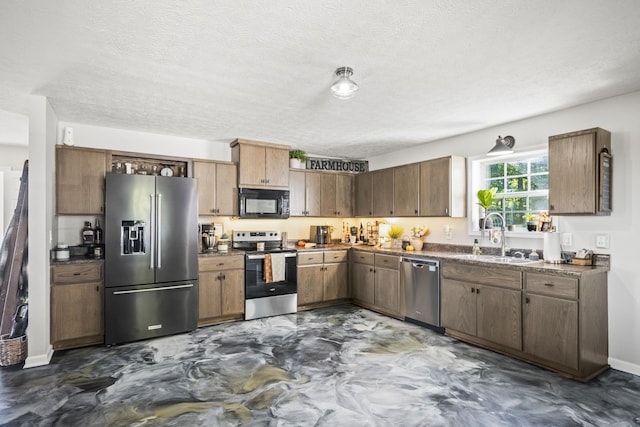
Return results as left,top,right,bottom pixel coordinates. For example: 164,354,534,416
0,334,28,367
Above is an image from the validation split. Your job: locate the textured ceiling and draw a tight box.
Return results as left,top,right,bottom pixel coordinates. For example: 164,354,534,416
1,1,640,158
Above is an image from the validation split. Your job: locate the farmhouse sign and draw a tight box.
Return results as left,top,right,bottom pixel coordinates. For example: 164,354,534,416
306,157,369,173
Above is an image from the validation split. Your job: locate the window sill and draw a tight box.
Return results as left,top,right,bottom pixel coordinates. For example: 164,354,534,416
470,229,545,239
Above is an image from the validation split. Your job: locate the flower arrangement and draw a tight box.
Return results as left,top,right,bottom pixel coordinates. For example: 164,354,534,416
410,225,430,239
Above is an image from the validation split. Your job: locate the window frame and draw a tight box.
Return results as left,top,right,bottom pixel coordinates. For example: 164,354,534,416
467,146,548,238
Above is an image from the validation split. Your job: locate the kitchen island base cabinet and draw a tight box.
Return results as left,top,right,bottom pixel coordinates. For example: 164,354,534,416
198,255,245,326
51,263,104,349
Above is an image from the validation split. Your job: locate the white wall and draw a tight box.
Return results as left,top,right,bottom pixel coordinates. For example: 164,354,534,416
369,90,640,375
25,95,56,367
0,144,28,170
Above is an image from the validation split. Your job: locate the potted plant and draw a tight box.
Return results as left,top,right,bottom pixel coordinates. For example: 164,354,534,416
523,213,538,232
289,149,309,169
388,225,404,249
477,188,497,229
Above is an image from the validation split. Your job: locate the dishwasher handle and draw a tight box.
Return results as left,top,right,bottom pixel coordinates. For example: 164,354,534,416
401,258,439,269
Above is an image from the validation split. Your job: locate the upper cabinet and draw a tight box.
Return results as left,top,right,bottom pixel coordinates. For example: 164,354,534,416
548,128,611,215
354,156,466,218
56,146,108,215
420,156,466,217
193,160,238,216
393,163,420,216
321,173,353,217
231,139,289,189
289,170,353,217
289,170,321,216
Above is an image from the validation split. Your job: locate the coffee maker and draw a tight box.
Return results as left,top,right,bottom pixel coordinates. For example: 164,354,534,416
201,224,216,251
310,225,330,244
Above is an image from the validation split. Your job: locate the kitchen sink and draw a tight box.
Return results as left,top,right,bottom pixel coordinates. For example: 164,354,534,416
451,254,538,264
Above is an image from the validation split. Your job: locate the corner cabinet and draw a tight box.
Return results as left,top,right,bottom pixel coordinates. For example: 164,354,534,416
198,255,245,326
193,160,238,216
51,262,104,349
231,139,289,189
420,156,466,217
548,128,611,215
56,146,109,215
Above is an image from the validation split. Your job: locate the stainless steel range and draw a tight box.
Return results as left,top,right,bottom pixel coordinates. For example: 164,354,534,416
232,230,297,320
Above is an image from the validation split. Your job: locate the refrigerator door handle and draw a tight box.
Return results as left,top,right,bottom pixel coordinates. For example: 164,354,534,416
157,193,162,269
112,283,195,295
150,193,156,269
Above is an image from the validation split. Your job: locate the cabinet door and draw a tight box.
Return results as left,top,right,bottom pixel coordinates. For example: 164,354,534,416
193,161,218,215
215,163,238,216
324,262,348,301
56,147,107,214
441,278,476,336
305,172,322,216
374,267,400,315
548,133,596,215
351,262,374,304
238,144,266,187
198,271,222,322
297,265,324,305
220,269,245,316
524,293,578,370
320,174,337,217
335,174,353,217
264,146,289,188
355,172,373,216
420,157,450,216
393,164,420,216
51,282,103,345
289,170,307,216
476,285,522,351
372,169,394,216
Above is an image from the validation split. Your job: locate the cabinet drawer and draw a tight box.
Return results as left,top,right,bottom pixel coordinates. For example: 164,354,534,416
525,272,578,299
352,250,374,265
297,252,324,265
375,254,399,270
442,262,521,289
199,255,244,272
324,250,348,263
51,263,103,284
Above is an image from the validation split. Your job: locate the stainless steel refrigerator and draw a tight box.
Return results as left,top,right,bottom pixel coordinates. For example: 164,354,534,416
104,172,198,345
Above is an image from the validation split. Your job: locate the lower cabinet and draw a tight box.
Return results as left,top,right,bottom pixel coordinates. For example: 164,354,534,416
297,250,348,307
51,263,104,349
198,255,245,326
441,263,522,351
350,250,402,318
523,271,608,379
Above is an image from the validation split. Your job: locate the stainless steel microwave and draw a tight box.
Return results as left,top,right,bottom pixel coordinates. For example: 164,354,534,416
239,188,290,219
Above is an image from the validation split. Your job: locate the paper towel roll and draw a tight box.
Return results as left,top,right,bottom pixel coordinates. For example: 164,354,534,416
544,233,562,262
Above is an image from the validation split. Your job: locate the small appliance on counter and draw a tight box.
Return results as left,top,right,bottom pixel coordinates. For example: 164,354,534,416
543,232,563,263
310,225,330,244
201,224,216,252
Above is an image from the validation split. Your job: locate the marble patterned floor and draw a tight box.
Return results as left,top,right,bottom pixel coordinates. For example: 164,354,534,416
1,304,640,426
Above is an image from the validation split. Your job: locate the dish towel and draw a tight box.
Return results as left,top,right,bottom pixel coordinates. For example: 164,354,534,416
264,253,286,283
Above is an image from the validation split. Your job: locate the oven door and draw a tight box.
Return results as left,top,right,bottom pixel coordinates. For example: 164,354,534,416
245,252,297,299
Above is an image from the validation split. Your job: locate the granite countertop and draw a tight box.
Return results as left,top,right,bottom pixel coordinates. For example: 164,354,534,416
51,256,104,265
198,249,245,257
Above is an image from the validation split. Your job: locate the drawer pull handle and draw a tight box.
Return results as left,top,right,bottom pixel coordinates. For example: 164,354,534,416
73,273,81,276
544,283,554,287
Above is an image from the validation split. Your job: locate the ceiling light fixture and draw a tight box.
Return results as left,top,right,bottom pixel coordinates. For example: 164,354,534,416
331,67,359,99
487,135,516,156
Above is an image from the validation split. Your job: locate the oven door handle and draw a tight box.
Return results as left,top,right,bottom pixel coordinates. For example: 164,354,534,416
246,252,297,260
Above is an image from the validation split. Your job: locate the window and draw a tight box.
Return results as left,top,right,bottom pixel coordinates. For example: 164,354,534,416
470,149,548,231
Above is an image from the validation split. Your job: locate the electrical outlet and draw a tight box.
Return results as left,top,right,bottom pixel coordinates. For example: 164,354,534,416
595,234,610,249
561,233,572,247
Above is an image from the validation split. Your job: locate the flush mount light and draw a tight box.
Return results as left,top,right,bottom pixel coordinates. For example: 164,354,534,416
487,135,516,156
330,67,359,99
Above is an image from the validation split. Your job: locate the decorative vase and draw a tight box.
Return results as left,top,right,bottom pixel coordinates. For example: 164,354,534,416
527,222,538,232
410,238,424,251
289,158,306,169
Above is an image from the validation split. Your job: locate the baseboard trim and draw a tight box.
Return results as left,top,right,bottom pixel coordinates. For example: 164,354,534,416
23,344,53,368
609,358,640,377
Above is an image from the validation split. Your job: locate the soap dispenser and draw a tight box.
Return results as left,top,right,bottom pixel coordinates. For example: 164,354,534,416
472,239,481,255
529,249,540,261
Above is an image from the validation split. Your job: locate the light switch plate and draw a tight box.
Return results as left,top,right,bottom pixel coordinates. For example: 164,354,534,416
595,234,610,249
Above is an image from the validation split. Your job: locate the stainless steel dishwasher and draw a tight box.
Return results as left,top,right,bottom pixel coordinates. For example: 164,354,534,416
401,257,442,332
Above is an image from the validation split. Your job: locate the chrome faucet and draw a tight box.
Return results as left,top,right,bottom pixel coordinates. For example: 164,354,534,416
483,212,506,257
